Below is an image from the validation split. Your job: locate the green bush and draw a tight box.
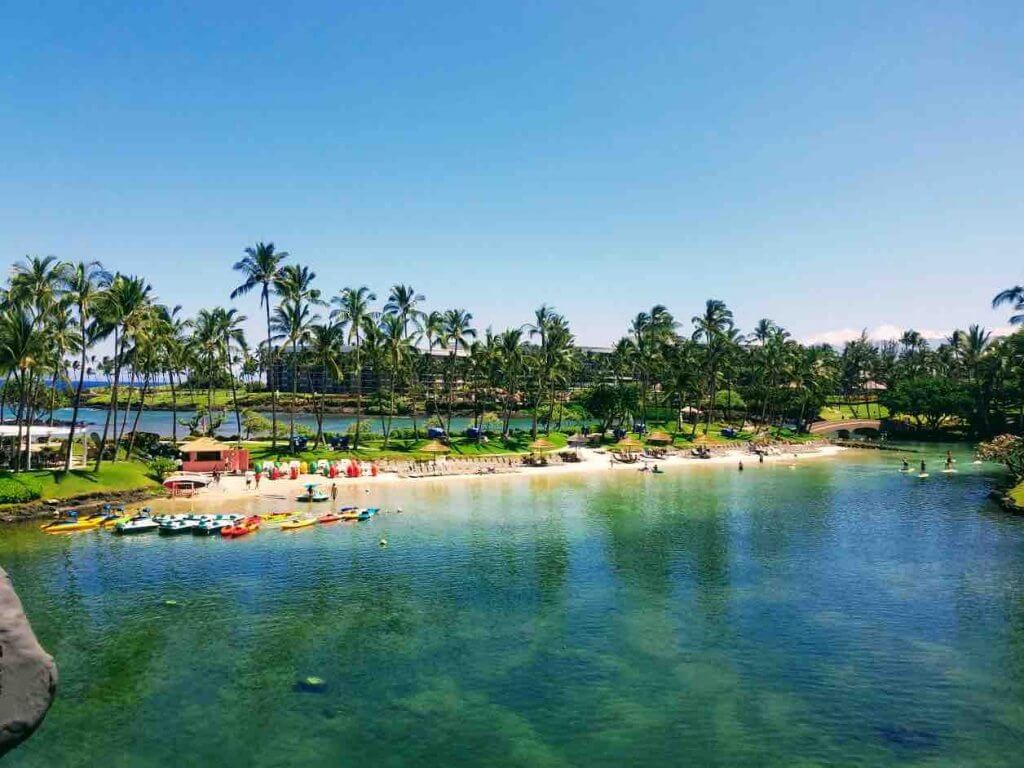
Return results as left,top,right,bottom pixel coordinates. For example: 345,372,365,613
147,457,179,481
0,474,43,504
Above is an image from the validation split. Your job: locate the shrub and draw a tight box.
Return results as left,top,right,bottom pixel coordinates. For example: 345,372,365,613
147,457,179,482
0,475,43,504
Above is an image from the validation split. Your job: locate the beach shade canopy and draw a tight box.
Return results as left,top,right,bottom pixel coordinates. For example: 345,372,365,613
646,431,672,445
615,437,644,452
529,437,557,451
567,434,588,446
178,436,226,453
419,440,451,454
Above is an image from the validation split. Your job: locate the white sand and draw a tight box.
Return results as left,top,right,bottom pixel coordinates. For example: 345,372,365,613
188,444,846,502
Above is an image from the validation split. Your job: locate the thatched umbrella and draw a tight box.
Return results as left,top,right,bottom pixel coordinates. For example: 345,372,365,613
646,431,672,445
420,439,450,453
528,437,556,452
615,436,644,453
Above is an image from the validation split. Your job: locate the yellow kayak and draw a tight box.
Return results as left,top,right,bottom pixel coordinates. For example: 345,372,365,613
280,517,316,531
45,517,105,534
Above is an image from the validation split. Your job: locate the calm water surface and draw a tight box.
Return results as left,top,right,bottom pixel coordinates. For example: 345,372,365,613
2,445,1023,767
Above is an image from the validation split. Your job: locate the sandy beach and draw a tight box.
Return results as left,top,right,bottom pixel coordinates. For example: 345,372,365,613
173,443,847,505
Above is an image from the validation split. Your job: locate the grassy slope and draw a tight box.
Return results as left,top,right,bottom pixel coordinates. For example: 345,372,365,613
247,432,569,463
0,462,160,505
1009,481,1024,508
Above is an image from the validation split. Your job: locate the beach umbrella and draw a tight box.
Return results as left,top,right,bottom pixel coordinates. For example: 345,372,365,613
528,437,556,452
646,431,672,445
615,437,644,453
419,440,450,454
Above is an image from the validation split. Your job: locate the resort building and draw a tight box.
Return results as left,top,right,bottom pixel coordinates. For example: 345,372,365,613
178,437,249,473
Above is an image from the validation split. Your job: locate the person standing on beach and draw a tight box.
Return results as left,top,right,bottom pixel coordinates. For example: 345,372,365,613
331,482,338,501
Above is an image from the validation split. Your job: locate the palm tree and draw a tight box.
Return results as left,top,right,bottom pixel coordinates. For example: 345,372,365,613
305,322,344,448
442,309,476,434
385,285,426,436
692,299,734,434
272,300,318,447
378,313,415,447
60,260,110,470
331,286,376,448
421,310,446,421
93,275,154,470
993,285,1024,324
0,308,41,470
497,328,525,435
231,242,287,446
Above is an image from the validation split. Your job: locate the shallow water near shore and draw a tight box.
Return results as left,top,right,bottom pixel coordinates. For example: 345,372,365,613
3,444,1024,766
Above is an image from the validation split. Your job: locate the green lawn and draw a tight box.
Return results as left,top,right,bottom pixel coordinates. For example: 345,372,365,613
246,432,569,464
819,402,890,421
0,461,160,506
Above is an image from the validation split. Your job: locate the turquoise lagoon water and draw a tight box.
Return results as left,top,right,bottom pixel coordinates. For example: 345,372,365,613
2,445,1023,766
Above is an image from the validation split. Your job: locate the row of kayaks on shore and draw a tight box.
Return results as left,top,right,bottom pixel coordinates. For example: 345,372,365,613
43,507,379,536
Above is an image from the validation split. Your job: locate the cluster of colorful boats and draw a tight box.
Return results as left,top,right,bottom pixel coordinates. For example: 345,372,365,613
41,505,379,537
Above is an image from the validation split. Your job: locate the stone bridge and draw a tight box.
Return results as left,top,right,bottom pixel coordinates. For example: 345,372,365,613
807,418,883,435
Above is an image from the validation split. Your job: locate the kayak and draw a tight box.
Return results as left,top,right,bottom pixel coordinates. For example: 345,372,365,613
280,517,316,531
918,473,930,478
357,507,380,521
339,507,362,521
45,518,104,533
222,516,262,538
317,513,343,524
298,490,330,502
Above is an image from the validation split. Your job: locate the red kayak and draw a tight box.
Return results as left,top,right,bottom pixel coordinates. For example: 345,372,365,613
222,515,262,538
317,512,343,524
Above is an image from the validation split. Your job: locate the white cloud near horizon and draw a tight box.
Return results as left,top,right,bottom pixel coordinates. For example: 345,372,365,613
803,324,1015,346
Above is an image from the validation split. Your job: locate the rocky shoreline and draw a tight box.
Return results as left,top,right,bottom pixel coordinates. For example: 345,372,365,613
0,487,165,524
0,568,57,757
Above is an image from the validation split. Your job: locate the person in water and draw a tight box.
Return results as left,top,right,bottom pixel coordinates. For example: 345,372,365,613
738,461,744,471
331,482,338,501
945,456,954,471
902,459,909,472
920,460,927,474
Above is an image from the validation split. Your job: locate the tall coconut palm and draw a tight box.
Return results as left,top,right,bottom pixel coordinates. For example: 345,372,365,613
60,261,111,470
231,242,287,446
272,300,318,447
442,309,476,434
93,275,153,470
305,322,344,448
692,299,734,434
993,285,1024,324
385,285,426,436
378,313,416,447
497,328,525,435
0,308,41,470
331,286,376,448
421,310,446,421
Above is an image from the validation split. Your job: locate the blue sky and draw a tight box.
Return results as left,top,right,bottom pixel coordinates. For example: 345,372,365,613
1,1,1022,345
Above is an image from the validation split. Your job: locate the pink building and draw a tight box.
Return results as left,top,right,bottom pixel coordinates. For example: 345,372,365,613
178,437,250,473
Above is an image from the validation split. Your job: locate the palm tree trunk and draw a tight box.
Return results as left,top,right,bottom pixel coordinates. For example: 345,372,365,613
289,340,298,447
126,375,150,458
266,293,277,449
229,357,242,439
96,327,121,471
446,347,457,435
169,369,179,443
116,371,136,449
64,332,89,472
0,371,11,426
353,339,363,449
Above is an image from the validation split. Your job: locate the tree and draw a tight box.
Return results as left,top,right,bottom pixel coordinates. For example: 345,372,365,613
272,299,318,447
692,299,734,435
331,286,376,449
879,375,972,431
231,242,287,447
442,309,476,434
60,261,110,470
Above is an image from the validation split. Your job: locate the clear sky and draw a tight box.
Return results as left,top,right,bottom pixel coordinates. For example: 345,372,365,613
2,1,1022,346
